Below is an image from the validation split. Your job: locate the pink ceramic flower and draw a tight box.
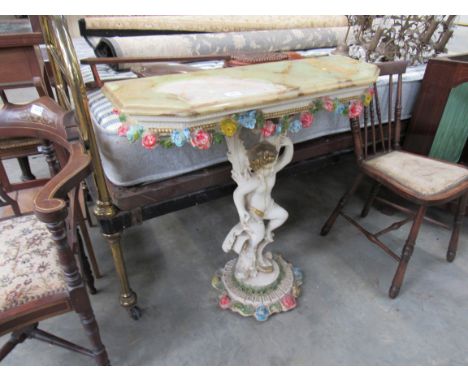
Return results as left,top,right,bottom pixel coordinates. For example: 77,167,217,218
261,120,276,137
281,294,297,311
348,100,364,119
300,112,314,128
141,132,158,150
112,108,120,115
323,97,335,112
190,128,212,150
117,124,129,137
219,294,231,309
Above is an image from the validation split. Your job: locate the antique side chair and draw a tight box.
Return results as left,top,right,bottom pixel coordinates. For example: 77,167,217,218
320,60,468,298
0,97,110,365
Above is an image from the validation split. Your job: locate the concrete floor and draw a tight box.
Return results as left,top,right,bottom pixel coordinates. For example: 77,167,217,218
2,152,468,365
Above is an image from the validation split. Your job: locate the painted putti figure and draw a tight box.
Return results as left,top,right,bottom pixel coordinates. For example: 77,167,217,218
222,133,294,281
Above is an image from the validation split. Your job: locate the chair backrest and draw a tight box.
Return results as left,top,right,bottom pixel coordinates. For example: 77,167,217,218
0,97,91,223
351,60,408,162
38,16,115,216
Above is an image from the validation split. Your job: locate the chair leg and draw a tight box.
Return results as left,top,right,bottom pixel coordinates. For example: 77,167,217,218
81,183,96,228
447,193,468,263
76,227,97,295
77,208,101,278
75,304,111,365
361,181,381,218
389,205,427,299
103,231,141,320
0,186,21,216
17,156,36,182
321,173,365,236
0,328,31,361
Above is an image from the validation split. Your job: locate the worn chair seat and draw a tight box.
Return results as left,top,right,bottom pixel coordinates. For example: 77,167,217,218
363,150,468,202
0,214,67,314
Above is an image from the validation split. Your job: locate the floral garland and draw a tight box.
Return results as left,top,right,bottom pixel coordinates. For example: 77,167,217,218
114,88,374,150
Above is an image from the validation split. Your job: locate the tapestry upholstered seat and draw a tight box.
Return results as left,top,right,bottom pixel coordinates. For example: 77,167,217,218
0,214,67,313
363,151,468,199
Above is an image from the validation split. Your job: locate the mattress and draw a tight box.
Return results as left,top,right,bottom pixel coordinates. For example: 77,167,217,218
89,62,425,187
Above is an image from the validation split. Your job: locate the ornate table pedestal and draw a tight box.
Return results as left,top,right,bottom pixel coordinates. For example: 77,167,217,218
212,132,303,321
213,254,303,321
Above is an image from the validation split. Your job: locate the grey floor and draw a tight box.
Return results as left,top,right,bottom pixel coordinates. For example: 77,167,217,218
1,18,468,366
2,151,468,366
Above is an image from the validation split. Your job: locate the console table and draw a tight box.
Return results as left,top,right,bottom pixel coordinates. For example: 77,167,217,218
100,55,379,320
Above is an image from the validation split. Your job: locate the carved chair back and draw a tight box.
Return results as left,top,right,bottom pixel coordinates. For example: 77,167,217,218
0,96,92,267
351,60,408,162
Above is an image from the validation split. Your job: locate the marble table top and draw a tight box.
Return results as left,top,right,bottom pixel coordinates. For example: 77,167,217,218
102,55,379,124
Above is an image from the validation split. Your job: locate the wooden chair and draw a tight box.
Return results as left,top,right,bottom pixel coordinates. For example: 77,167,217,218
0,97,110,365
320,60,468,299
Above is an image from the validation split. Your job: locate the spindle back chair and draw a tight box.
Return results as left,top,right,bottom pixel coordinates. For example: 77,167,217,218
321,61,468,298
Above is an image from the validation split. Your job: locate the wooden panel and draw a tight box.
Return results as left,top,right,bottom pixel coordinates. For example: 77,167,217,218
404,55,468,156
0,47,42,86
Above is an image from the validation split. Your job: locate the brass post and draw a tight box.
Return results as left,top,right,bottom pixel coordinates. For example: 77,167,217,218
38,16,140,317
39,16,115,218
102,232,138,309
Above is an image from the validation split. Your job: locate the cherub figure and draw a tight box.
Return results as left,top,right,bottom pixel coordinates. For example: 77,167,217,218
222,133,294,281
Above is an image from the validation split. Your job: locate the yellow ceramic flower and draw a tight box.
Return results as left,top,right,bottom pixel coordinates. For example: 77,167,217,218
363,93,373,107
220,118,238,137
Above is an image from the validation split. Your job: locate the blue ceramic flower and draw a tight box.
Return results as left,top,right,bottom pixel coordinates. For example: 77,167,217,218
171,128,191,147
275,122,283,135
255,305,270,322
126,125,144,143
289,119,302,133
335,103,346,115
237,110,257,130
293,267,303,283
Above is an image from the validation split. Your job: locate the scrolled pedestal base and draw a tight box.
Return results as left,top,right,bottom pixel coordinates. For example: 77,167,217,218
212,254,303,321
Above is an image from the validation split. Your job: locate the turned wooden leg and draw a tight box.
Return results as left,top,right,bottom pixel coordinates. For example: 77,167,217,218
389,205,427,299
361,181,381,218
321,172,365,236
17,156,36,182
103,231,141,320
447,193,468,263
38,140,61,176
47,220,109,365
75,311,110,365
